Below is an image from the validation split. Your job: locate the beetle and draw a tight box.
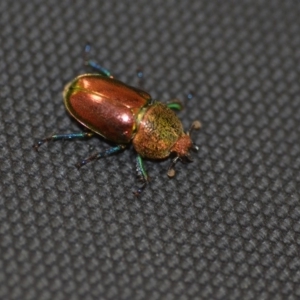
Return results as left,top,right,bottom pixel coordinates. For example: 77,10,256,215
33,48,201,194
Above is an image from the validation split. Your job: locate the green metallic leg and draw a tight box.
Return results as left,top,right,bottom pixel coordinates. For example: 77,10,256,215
33,132,94,151
167,101,183,111
84,44,113,78
76,145,126,168
134,154,149,195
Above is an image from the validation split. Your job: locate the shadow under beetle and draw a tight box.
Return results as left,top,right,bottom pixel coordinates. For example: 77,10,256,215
33,47,201,195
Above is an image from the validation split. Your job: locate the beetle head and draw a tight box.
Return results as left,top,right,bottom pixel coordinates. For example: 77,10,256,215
168,120,201,177
171,134,193,157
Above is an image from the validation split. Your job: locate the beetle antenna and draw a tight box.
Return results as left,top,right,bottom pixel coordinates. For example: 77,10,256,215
187,120,201,136
167,156,179,178
187,120,201,152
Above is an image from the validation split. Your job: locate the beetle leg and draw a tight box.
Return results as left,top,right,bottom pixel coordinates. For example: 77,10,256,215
187,120,202,152
84,44,113,78
85,59,112,78
76,145,125,169
134,154,149,195
167,101,183,111
33,132,94,151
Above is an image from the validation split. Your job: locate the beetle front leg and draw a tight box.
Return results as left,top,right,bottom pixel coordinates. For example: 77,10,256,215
76,145,126,168
33,132,95,151
134,154,149,196
167,101,183,111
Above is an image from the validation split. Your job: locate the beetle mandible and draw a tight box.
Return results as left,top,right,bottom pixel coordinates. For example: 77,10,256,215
33,46,201,194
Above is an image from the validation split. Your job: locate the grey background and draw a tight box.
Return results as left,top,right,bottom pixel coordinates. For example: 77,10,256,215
1,0,300,299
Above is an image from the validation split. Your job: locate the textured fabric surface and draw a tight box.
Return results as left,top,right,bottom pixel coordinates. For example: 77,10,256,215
1,0,300,299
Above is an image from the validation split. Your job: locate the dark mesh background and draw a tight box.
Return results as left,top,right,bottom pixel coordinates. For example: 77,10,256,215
1,0,300,299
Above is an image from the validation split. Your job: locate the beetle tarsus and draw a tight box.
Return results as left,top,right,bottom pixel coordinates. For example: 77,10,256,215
75,145,125,169
133,154,149,195
75,154,97,169
75,160,87,169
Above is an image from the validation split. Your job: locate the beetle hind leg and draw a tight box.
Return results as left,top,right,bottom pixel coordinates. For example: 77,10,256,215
134,154,149,196
76,145,125,169
84,44,113,78
33,131,94,151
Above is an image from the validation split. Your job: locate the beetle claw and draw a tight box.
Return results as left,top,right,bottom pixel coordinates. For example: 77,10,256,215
75,162,82,169
133,182,147,196
75,158,90,169
33,140,46,151
32,144,39,152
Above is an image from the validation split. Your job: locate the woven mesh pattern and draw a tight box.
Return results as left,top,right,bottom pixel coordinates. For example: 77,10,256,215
1,0,300,299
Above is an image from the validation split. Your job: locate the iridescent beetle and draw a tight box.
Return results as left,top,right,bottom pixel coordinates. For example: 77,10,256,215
34,46,201,194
